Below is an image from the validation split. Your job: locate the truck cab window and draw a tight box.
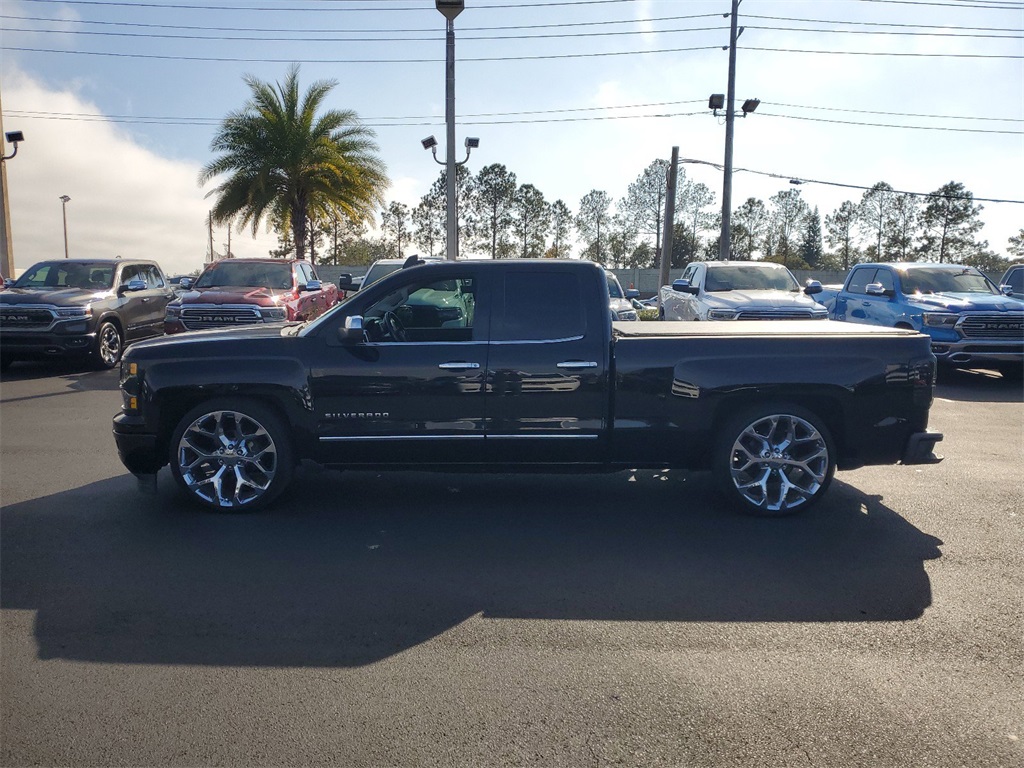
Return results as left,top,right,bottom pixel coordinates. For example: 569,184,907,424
495,273,585,341
363,276,476,343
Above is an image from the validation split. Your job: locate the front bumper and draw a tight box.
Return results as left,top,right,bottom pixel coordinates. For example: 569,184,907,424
902,430,944,465
929,339,1023,366
112,411,165,474
0,330,96,358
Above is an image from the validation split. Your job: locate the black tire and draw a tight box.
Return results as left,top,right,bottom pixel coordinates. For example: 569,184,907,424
712,403,836,517
92,320,123,369
169,397,294,512
996,361,1023,382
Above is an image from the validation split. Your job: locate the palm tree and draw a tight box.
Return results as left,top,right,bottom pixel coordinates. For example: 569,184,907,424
200,64,388,262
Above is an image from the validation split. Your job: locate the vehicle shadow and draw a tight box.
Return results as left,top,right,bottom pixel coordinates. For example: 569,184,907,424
0,360,119,391
0,468,942,668
934,366,1023,403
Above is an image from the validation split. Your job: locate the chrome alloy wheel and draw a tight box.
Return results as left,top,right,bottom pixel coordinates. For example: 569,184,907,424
727,413,829,513
176,409,279,508
97,323,122,367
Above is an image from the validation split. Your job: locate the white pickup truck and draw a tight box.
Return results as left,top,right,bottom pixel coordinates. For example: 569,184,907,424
659,260,827,321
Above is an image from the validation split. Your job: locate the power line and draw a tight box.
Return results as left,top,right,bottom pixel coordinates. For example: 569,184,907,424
6,20,1020,43
4,43,1019,63
5,11,1017,36
14,0,636,11
678,158,1024,205
757,112,1022,135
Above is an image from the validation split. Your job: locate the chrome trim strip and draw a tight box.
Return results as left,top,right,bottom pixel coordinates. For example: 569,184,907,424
438,362,481,369
320,434,485,442
486,434,600,440
556,361,598,369
490,335,585,345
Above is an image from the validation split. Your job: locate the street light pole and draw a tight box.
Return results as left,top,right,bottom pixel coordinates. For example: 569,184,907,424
437,0,465,261
59,195,71,258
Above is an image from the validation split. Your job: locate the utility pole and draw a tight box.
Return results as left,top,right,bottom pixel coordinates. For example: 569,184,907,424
659,147,679,296
207,211,214,263
719,0,742,261
0,92,16,279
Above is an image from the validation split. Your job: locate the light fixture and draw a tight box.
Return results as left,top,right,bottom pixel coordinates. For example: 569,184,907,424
2,130,25,161
464,137,479,149
741,98,760,114
708,94,725,111
421,135,438,150
435,0,465,21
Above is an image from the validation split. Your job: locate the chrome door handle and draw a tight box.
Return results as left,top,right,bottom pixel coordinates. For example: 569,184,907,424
438,362,480,370
556,361,598,369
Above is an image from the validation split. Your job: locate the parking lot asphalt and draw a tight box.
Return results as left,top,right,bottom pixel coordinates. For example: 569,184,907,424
0,361,1021,767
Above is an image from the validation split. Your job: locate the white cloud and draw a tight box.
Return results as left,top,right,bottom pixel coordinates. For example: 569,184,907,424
4,68,278,276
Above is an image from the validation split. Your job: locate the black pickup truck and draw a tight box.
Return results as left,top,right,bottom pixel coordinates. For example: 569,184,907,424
113,259,942,516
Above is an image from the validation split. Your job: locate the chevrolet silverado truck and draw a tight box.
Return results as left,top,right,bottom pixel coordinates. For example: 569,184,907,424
164,258,338,334
817,262,1024,380
113,259,942,516
659,260,827,321
0,258,173,370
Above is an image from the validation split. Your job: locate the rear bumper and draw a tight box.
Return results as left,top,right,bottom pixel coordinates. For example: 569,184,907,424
902,430,943,465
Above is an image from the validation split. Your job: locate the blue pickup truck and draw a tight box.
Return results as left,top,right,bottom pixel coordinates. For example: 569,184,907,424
818,262,1024,380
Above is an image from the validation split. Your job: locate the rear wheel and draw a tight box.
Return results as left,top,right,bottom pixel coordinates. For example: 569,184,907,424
713,403,835,516
92,320,123,369
169,398,293,512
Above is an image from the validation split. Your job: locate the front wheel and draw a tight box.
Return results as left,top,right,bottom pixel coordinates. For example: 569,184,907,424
169,398,293,512
92,320,123,369
713,403,836,516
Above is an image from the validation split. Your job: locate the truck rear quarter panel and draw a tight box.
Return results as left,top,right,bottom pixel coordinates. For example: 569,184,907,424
610,323,934,470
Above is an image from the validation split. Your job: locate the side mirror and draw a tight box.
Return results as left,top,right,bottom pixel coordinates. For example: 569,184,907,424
3,278,14,289
804,280,823,295
625,288,640,300
1000,284,1013,296
302,279,322,293
336,315,364,344
672,279,699,295
120,279,147,294
865,282,891,298
335,273,357,291
178,277,193,291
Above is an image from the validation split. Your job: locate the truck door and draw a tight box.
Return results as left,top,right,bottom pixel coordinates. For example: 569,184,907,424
309,266,489,465
484,267,609,464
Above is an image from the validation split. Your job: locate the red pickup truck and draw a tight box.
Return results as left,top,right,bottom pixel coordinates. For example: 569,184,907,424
164,258,339,334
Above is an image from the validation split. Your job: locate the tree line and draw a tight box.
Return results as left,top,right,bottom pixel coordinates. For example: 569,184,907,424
314,165,1021,276
200,67,1022,274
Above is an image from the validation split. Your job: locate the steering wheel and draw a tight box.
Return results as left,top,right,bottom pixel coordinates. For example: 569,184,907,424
383,311,407,342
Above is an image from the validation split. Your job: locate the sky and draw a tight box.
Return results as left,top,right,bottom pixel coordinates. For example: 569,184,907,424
1,0,1022,277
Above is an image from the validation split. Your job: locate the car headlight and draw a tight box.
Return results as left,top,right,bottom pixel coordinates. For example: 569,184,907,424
707,308,738,320
260,307,287,321
164,304,181,320
56,306,92,319
922,313,959,328
617,310,639,321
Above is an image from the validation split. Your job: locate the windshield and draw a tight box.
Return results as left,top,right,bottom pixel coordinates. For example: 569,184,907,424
362,263,404,288
900,267,998,296
605,272,625,299
14,261,115,290
705,264,799,292
195,262,293,290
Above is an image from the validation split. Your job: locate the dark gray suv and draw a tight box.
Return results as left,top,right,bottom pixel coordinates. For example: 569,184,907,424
0,259,174,370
